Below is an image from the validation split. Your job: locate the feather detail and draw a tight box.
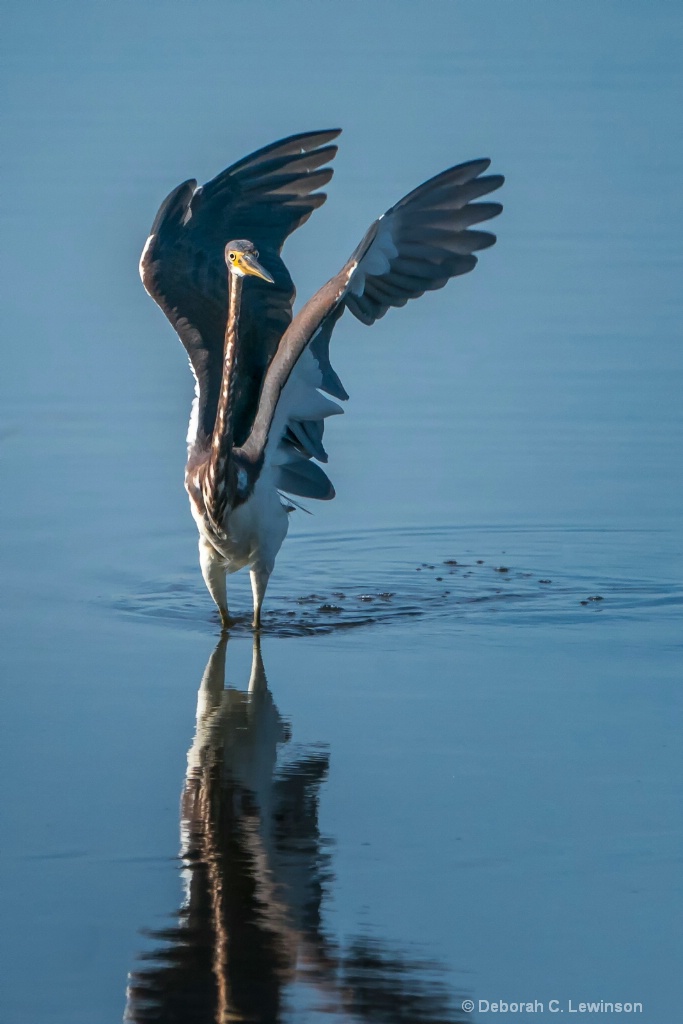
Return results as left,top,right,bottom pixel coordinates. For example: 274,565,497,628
139,130,341,447
238,157,503,503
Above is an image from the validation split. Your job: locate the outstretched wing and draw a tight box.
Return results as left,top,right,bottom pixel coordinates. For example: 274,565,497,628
238,158,504,500
139,129,342,448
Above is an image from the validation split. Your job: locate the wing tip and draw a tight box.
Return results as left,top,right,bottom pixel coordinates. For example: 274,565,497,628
307,127,342,143
481,201,504,219
473,230,497,250
480,173,505,192
149,178,197,235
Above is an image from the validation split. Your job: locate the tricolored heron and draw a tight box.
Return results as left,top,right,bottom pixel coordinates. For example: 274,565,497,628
140,130,503,629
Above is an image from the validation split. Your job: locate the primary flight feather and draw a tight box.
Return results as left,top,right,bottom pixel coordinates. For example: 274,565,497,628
140,130,503,628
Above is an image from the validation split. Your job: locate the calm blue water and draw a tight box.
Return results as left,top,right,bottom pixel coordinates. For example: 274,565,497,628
1,3,681,1022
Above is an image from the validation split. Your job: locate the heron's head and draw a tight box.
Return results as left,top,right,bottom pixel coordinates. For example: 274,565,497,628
224,240,274,283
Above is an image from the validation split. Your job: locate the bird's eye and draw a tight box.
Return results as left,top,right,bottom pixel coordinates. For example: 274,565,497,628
228,252,236,262
253,249,259,258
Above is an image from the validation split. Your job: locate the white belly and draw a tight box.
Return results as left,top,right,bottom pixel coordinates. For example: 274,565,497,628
191,470,289,575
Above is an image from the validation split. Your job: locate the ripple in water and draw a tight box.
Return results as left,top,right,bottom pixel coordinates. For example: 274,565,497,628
109,526,683,637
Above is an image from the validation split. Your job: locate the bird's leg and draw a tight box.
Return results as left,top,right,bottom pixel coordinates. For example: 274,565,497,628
198,537,234,630
249,567,271,631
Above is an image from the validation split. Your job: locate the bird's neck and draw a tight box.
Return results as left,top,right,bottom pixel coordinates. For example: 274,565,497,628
204,272,243,525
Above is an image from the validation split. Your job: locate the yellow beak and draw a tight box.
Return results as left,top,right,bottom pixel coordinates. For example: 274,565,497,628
237,251,275,283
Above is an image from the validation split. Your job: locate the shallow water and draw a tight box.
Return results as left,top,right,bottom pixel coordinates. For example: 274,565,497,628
114,524,682,637
2,3,682,1023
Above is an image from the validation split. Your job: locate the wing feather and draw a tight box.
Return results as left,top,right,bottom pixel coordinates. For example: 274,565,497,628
139,130,341,448
238,158,503,500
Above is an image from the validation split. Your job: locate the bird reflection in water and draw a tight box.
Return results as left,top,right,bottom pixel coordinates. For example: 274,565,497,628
124,638,466,1023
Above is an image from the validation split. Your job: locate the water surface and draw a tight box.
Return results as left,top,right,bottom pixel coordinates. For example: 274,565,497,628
1,3,681,1022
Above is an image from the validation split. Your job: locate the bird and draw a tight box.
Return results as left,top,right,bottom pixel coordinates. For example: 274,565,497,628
140,129,503,629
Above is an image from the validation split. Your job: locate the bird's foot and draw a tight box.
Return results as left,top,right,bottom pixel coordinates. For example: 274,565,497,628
219,610,237,632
